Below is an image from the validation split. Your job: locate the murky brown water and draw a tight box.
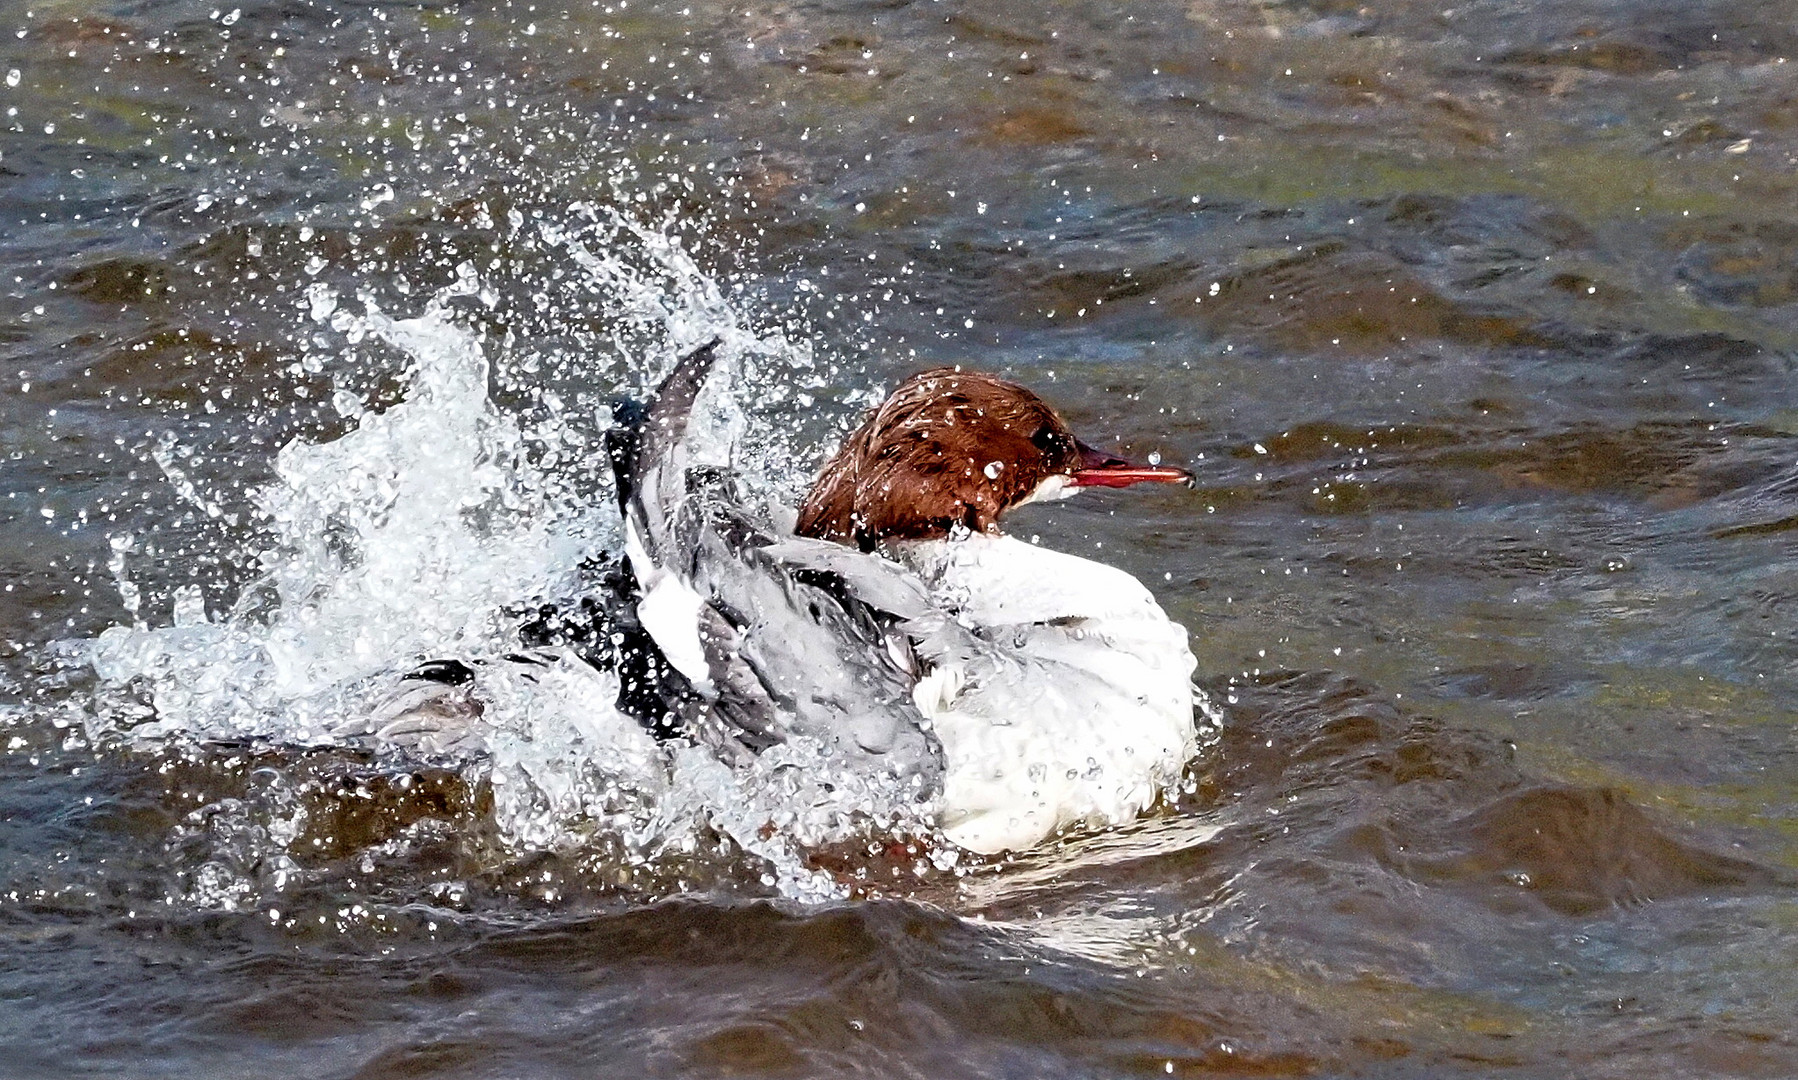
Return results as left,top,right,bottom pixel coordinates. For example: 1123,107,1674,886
3,0,1797,1075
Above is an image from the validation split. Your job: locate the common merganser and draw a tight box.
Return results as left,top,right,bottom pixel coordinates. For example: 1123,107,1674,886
371,341,1199,855
618,342,1196,854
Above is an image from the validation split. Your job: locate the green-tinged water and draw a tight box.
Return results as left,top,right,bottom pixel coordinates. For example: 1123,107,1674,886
2,0,1796,1075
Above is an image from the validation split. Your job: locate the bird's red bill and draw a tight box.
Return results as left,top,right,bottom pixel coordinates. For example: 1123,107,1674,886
1071,442,1192,488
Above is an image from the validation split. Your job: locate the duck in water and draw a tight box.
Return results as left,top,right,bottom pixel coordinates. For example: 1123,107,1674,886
372,341,1197,854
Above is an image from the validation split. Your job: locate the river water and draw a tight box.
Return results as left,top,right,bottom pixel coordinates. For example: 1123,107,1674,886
3,0,1796,1075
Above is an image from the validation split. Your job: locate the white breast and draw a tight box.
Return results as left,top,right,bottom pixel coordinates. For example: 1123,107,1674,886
897,534,1197,854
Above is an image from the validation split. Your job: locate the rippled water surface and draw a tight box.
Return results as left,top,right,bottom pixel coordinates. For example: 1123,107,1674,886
3,0,1797,1075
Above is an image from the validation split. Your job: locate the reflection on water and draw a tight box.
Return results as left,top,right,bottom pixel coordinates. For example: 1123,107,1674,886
3,0,1797,1074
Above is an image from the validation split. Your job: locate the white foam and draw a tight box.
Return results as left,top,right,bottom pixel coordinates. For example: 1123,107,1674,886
90,291,603,747
81,220,906,902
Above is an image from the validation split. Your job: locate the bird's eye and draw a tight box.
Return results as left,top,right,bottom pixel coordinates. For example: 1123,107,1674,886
1028,423,1068,455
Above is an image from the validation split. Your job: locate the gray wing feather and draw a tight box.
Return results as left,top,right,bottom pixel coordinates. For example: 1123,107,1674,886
626,338,720,570
619,343,943,790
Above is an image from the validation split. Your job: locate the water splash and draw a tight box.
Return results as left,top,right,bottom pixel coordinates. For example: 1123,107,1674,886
90,281,600,746
80,216,899,904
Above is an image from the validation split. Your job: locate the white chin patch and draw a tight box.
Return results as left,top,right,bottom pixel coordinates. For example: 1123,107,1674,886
1018,473,1077,507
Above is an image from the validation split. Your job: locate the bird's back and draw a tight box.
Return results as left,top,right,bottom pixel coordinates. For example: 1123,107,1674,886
616,341,944,794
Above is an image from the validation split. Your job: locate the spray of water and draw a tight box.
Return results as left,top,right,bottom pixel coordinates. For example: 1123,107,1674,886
82,212,906,904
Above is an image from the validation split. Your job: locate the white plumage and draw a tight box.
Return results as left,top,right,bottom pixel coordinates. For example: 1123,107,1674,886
898,534,1196,853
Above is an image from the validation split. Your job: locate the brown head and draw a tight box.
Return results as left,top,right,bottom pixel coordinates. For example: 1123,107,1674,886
795,368,1189,550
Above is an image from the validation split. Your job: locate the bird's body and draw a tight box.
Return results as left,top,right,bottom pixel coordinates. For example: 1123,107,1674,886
370,342,1198,854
